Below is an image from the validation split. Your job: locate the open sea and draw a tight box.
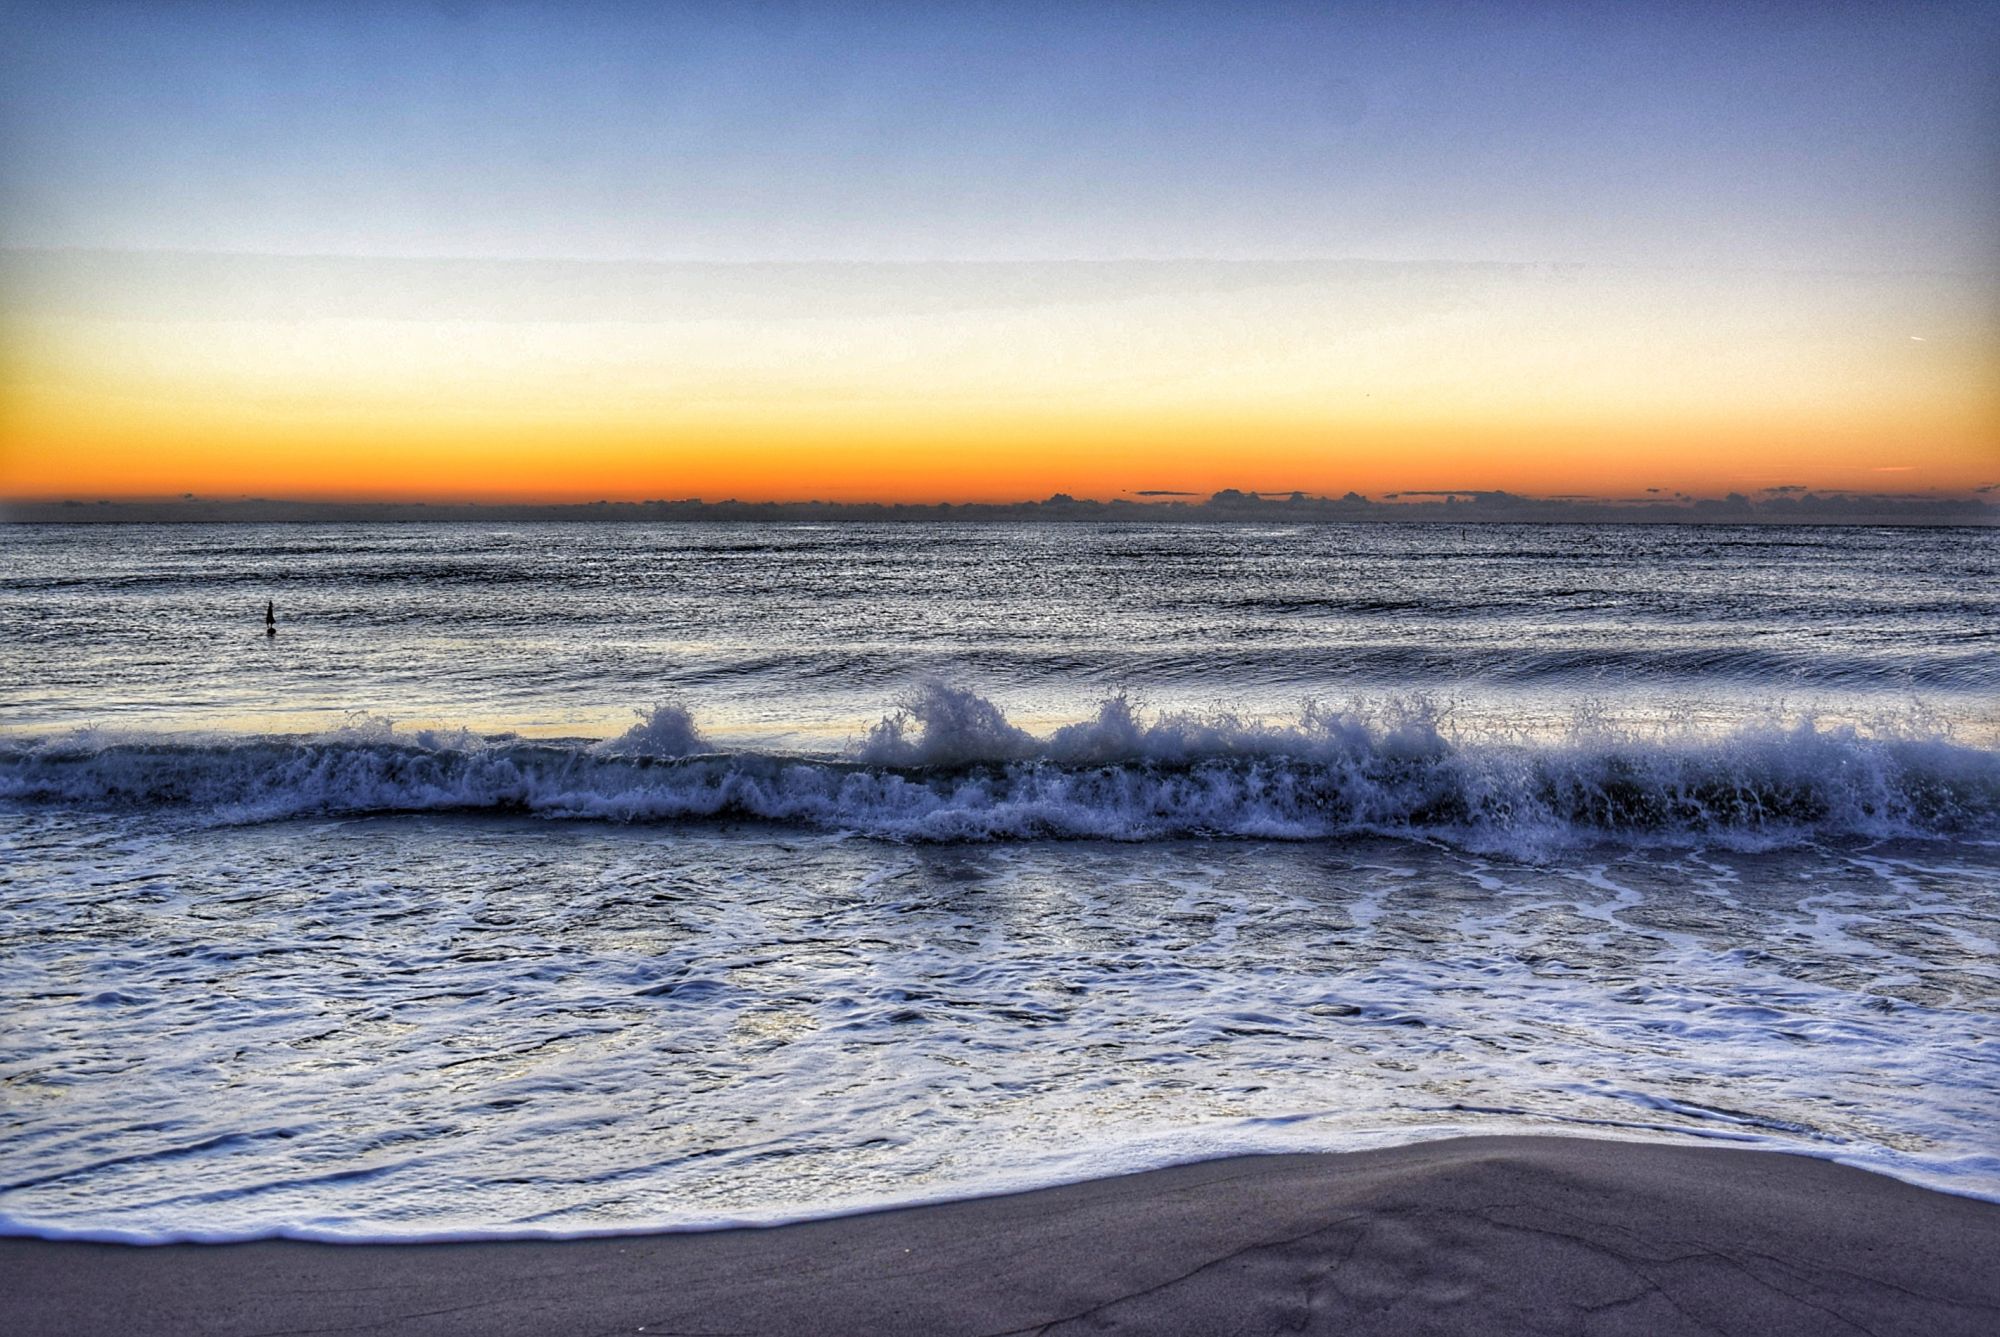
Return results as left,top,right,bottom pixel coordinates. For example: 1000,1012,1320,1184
2,520,1996,1241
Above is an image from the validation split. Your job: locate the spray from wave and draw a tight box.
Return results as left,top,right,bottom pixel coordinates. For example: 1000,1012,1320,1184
3,685,1994,852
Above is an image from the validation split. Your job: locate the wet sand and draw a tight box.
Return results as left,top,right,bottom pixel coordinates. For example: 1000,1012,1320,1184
5,1135,1998,1335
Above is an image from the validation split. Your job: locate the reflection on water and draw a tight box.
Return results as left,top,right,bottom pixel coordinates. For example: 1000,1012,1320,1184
3,522,1995,742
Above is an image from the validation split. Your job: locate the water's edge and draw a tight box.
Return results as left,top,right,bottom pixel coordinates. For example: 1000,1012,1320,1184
4,1125,1994,1247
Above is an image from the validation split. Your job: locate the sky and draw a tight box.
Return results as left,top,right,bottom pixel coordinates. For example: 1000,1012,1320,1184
1,0,1995,503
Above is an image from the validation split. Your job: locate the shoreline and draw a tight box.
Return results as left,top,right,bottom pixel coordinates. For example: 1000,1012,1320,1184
6,1135,1998,1336
6,1127,1998,1247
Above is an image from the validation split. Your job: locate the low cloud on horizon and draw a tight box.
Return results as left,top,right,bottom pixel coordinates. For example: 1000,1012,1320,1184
7,486,1994,528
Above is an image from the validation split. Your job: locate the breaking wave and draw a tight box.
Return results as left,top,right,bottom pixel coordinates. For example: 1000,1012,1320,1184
4,686,1995,851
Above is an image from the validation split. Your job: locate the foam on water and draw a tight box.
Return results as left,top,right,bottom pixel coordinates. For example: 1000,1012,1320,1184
1,816,1995,1243
5,687,1994,854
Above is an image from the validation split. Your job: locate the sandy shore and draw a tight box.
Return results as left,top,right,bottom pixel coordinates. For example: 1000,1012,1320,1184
5,1135,1998,1335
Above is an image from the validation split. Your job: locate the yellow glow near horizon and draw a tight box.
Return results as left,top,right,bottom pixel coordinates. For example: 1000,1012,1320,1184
2,255,1994,502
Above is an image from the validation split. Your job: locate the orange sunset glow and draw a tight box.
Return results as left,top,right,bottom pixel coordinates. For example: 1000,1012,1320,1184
2,0,1996,512
4,254,1994,505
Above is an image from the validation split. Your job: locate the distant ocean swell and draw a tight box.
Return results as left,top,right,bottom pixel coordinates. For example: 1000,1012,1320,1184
6,688,1995,850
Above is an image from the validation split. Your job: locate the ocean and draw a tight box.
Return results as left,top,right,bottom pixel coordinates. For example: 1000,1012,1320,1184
2,520,1996,1241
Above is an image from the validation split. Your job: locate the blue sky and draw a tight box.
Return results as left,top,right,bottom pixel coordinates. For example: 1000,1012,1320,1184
3,1,1994,268
3,2,1994,503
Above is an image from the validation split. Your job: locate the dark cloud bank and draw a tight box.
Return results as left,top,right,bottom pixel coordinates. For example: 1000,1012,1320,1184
6,489,1994,526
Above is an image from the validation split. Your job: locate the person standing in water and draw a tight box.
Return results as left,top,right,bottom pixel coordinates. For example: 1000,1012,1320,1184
265,600,277,636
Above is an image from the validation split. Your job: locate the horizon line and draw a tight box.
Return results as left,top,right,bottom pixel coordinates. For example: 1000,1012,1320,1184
7,488,1995,528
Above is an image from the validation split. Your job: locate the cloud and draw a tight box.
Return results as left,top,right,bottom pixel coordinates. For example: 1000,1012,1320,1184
11,488,1990,526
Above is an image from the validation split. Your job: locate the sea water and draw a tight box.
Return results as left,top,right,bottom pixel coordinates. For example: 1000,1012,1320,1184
1,521,1995,1240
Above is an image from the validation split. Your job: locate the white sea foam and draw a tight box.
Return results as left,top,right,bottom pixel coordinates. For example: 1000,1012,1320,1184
1,822,1994,1242
595,703,709,758
3,687,1993,852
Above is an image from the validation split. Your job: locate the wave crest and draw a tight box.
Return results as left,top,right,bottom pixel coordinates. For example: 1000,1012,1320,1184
3,690,1994,852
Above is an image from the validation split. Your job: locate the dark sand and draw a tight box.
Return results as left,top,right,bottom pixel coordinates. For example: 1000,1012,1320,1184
6,1136,1998,1336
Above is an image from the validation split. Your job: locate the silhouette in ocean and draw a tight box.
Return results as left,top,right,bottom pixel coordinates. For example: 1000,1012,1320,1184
265,600,276,637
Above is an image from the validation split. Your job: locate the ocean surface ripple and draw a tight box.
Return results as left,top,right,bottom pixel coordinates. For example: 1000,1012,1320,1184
1,521,1995,1240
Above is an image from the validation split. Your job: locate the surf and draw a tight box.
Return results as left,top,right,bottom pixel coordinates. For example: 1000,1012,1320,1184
5,686,1994,853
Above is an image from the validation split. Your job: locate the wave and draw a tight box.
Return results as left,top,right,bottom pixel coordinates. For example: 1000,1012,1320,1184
4,686,1995,851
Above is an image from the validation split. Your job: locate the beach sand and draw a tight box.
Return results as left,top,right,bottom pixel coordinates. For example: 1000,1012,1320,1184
6,1135,1997,1335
